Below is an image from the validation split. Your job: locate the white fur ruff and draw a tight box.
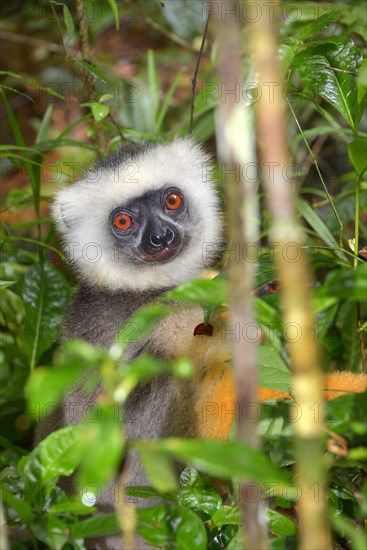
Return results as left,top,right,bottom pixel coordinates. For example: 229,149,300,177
52,138,222,291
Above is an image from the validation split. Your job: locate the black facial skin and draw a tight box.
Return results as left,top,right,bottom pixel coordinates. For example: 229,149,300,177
109,186,190,264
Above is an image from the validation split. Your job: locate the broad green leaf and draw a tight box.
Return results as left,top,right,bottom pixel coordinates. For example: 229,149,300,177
18,425,84,494
136,440,286,485
25,350,100,419
178,485,222,517
211,506,240,527
316,264,367,301
21,262,70,368
44,515,69,550
137,504,207,549
357,58,367,123
87,102,109,122
78,406,125,499
268,509,296,536
140,448,178,493
348,137,367,177
258,345,291,393
69,513,120,539
294,38,362,129
162,278,227,308
0,485,32,523
329,507,366,550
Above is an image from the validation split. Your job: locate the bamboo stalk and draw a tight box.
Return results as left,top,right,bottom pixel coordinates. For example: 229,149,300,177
212,1,267,547
248,1,332,548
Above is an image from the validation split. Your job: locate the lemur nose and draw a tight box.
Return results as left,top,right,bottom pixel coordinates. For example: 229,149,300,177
150,229,174,247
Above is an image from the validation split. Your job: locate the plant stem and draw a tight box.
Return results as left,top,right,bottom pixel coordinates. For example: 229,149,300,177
213,1,266,548
249,2,332,548
287,98,344,248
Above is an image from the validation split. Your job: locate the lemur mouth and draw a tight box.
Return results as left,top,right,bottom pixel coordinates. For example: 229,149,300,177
137,246,180,264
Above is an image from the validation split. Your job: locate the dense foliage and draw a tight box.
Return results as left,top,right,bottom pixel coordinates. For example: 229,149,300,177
0,1,366,548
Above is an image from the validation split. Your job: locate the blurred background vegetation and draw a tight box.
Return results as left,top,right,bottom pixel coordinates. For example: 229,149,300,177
0,1,366,549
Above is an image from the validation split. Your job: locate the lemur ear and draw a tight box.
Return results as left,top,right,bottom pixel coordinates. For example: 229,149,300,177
51,187,82,231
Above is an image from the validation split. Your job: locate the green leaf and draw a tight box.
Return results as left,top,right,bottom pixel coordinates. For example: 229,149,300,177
148,50,159,123
25,346,101,419
69,513,120,539
0,280,16,290
125,485,177,501
298,9,343,41
178,484,222,517
258,345,291,393
162,278,227,308
297,198,344,260
76,59,111,84
211,506,240,527
6,188,33,210
0,485,32,523
316,264,367,301
21,262,70,369
293,38,362,129
329,507,366,550
49,501,96,515
106,0,119,30
348,137,367,177
140,448,179,493
268,509,296,536
18,425,84,495
62,3,75,40
117,303,169,346
156,67,186,132
136,440,286,485
44,515,69,550
77,406,125,499
137,504,207,549
87,102,109,122
35,104,53,145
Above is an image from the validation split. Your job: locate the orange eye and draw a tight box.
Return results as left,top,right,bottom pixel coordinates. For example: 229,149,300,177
165,193,183,211
113,213,132,231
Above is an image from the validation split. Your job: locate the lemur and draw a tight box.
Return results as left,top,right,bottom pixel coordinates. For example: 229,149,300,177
48,138,366,549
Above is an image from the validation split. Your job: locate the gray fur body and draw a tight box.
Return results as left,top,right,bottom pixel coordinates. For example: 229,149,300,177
44,139,222,549
58,285,197,549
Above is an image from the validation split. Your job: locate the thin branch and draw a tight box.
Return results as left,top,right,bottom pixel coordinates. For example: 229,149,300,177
189,15,210,136
356,302,367,371
76,0,107,155
0,29,79,56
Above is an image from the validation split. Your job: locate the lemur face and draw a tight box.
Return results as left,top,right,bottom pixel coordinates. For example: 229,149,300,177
109,186,189,265
52,139,222,291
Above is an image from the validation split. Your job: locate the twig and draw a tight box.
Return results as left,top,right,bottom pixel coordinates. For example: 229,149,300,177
356,302,367,371
189,15,210,136
0,30,79,56
76,0,107,155
142,15,196,51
